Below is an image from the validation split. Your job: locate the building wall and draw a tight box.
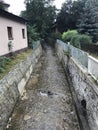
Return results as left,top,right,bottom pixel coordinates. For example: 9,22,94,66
0,16,28,56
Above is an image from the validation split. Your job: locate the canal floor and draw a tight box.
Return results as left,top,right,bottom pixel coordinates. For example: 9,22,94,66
6,47,80,130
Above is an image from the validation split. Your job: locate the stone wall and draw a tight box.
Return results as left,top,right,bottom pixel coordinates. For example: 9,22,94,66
0,43,42,130
56,42,98,130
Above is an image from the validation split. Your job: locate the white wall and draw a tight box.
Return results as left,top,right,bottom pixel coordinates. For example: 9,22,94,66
88,56,98,78
0,16,28,56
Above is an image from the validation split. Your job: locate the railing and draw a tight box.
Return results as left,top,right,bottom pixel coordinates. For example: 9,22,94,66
69,44,88,68
57,39,98,79
57,40,88,68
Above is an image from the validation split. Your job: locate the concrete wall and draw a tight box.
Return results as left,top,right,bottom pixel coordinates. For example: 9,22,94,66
0,16,28,56
88,56,98,78
69,44,88,68
56,42,98,130
0,43,42,130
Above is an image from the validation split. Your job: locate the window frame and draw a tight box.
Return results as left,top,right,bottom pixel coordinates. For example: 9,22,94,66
22,28,25,39
7,26,13,40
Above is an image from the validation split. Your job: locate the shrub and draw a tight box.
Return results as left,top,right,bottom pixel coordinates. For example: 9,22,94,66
61,30,92,48
62,30,78,42
0,57,11,73
71,34,92,48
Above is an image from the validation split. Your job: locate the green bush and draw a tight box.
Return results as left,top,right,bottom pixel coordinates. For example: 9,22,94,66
62,30,78,42
62,29,92,48
71,34,92,48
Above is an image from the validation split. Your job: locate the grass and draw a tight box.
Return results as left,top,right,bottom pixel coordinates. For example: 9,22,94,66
85,50,98,60
90,53,98,60
0,49,32,80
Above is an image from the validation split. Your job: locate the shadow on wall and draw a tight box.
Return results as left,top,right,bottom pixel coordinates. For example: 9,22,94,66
81,99,87,116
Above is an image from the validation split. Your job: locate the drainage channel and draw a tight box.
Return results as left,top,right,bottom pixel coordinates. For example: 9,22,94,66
6,47,84,130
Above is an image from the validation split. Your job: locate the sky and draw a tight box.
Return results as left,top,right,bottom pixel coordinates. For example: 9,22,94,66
5,0,65,15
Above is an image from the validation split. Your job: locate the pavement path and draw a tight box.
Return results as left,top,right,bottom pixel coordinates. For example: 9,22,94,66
7,47,80,130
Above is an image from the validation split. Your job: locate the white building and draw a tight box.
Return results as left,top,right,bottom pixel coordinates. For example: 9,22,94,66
0,9,28,56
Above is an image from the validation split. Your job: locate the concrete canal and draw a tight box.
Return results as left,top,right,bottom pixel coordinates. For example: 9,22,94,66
6,47,86,130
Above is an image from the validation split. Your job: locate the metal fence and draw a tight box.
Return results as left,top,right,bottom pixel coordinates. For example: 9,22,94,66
57,39,98,79
57,40,88,68
57,40,69,51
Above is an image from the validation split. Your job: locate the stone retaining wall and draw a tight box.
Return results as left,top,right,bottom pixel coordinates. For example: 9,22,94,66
56,42,98,130
0,44,42,130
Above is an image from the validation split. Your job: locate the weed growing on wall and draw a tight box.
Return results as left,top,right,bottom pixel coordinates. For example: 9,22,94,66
0,57,11,73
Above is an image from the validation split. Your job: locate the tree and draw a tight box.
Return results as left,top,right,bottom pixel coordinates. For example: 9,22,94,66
0,0,4,9
77,0,98,42
27,25,39,46
21,0,56,39
57,0,86,33
57,0,73,33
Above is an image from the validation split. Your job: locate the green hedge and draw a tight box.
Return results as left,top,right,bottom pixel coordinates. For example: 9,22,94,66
71,34,92,48
62,30,92,48
62,30,78,42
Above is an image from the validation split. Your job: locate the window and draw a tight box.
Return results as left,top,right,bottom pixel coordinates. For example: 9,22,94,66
22,29,25,39
7,27,13,40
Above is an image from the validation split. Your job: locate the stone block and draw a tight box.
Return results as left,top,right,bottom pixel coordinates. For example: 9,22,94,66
18,78,26,96
0,81,19,130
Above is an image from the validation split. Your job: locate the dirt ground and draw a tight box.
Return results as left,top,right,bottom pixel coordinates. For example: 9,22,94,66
6,47,80,130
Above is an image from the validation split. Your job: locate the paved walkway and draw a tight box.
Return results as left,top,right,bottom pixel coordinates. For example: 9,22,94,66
7,47,80,130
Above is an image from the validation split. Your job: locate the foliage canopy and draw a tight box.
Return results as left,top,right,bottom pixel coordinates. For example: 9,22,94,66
57,0,86,33
0,0,5,10
77,0,98,42
62,30,78,42
21,0,56,39
62,30,92,48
